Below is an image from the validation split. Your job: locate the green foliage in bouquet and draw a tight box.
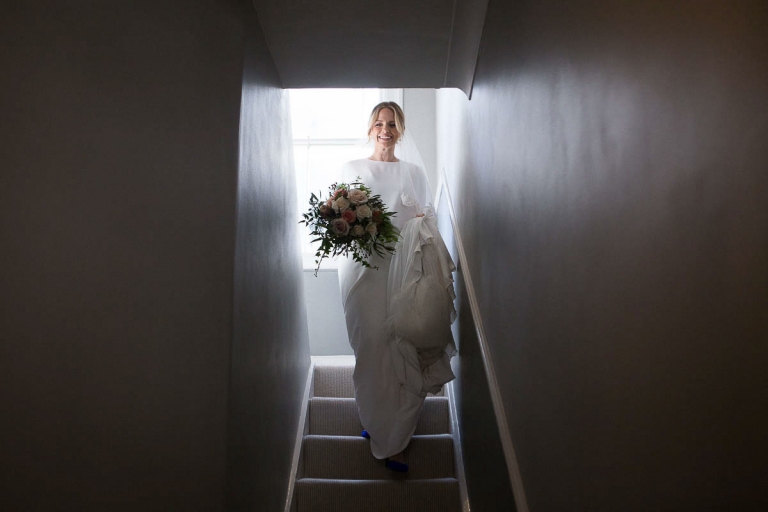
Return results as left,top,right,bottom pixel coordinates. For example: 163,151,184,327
300,177,399,276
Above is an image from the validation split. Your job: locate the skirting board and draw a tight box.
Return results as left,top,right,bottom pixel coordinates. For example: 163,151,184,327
284,360,314,512
446,380,470,512
435,169,530,512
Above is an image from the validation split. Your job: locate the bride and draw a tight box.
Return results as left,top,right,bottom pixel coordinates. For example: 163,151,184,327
337,101,456,473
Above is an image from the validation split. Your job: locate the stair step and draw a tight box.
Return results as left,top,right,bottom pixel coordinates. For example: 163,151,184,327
313,364,355,398
302,360,460,510
294,477,461,512
313,363,446,398
309,396,450,436
302,434,454,480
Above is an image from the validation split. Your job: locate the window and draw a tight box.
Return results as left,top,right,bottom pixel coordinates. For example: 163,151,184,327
291,88,403,269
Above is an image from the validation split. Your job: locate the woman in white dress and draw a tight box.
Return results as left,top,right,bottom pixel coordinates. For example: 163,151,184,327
337,102,453,473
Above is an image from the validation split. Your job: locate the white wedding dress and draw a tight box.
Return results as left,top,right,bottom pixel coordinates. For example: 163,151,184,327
337,158,456,459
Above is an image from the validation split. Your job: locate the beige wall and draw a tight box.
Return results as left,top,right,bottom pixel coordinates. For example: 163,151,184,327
438,0,767,509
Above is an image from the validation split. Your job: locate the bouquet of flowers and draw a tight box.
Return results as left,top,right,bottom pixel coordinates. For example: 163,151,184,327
301,177,398,276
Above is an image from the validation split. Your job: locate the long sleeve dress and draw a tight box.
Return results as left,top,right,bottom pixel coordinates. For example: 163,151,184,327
337,158,456,460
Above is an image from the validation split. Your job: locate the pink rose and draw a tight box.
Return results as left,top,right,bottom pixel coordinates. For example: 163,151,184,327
341,209,356,223
347,188,368,205
331,218,350,236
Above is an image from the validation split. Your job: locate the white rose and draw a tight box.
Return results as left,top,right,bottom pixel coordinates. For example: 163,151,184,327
351,224,365,237
347,188,368,205
331,200,339,213
365,222,377,236
356,204,372,220
335,197,350,211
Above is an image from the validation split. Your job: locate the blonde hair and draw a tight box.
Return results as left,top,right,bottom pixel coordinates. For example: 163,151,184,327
367,101,406,143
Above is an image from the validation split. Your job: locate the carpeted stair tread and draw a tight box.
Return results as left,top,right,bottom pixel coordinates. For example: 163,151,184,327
302,434,454,480
313,364,356,398
294,477,461,512
313,362,444,398
295,361,460,511
309,396,450,436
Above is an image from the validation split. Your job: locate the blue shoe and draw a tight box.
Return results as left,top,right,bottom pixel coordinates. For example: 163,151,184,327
361,430,370,439
385,458,409,473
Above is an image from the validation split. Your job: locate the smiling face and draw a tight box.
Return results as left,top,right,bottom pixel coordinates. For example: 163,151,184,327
369,107,400,150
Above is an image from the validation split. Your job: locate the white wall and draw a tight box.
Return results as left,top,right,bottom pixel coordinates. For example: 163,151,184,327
436,88,470,202
303,269,353,355
403,88,439,200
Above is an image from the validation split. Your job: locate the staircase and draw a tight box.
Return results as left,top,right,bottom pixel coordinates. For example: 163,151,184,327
292,357,462,512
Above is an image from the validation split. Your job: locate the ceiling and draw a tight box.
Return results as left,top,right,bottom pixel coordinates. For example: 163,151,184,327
251,0,489,95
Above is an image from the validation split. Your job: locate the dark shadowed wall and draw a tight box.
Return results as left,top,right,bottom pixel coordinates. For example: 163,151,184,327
0,1,308,509
225,3,311,510
437,195,516,511
439,0,767,510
